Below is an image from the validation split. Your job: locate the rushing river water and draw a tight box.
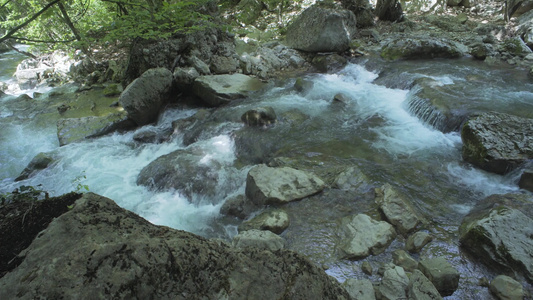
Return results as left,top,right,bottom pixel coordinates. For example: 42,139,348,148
1,49,532,297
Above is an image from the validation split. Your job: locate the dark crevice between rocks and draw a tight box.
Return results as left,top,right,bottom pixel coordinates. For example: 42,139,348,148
0,192,82,278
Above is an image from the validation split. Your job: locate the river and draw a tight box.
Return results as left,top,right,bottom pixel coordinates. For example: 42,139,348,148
1,49,532,298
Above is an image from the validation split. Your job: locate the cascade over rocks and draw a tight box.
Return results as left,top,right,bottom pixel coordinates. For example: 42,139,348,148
0,193,351,299
245,164,326,206
381,36,465,60
337,214,397,259
119,68,174,126
192,74,266,107
461,112,533,174
459,193,533,282
284,5,357,53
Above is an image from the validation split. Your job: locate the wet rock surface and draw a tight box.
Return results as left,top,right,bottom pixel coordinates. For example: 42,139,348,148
461,112,533,174
418,257,460,296
375,183,420,234
192,74,265,107
0,193,350,300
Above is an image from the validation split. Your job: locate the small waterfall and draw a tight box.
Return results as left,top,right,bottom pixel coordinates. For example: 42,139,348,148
404,89,448,132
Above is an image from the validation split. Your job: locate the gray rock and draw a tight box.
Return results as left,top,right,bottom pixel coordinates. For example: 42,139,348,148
343,278,376,300
285,5,357,53
489,275,524,300
500,37,533,57
241,107,277,126
294,77,314,94
392,249,418,272
461,112,533,174
362,261,373,275
15,152,56,181
137,147,231,201
406,231,433,253
519,168,533,192
220,194,259,219
0,193,350,299
311,53,348,73
507,0,533,19
245,164,326,206
119,68,174,126
340,0,375,28
418,257,460,296
173,67,199,89
232,229,285,251
239,208,290,234
187,55,211,75
334,166,371,190
447,0,462,6
379,266,409,300
375,183,420,234
57,112,135,146
192,74,265,107
408,270,443,300
375,0,403,22
381,37,465,60
460,203,533,282
210,55,239,74
338,214,397,259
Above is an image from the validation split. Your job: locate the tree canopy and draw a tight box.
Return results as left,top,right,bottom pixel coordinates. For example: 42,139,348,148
0,0,215,53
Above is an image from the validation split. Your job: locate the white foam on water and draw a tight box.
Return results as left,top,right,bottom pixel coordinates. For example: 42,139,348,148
446,162,520,197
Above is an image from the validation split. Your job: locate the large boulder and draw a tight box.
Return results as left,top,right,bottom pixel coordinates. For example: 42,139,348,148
337,214,397,259
506,0,533,19
57,112,135,146
381,37,465,60
340,0,375,28
192,74,265,107
375,0,403,22
245,164,326,206
461,112,533,174
284,5,357,53
0,193,351,299
489,275,525,300
375,183,420,234
119,68,174,126
459,194,533,282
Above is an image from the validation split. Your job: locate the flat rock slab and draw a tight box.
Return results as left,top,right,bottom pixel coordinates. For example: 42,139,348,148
338,214,397,259
0,193,350,299
232,229,285,251
192,74,265,107
381,36,465,60
245,164,325,206
461,112,533,174
57,112,134,146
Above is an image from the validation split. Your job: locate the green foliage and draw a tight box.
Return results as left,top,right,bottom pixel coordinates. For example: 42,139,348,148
72,172,89,193
0,0,216,52
0,184,48,205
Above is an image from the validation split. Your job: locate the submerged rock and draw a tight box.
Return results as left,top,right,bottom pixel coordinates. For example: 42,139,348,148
119,68,174,126
239,208,290,234
192,74,265,107
489,275,525,300
245,164,326,206
381,37,465,60
461,112,533,174
241,107,277,126
220,194,259,220
375,183,420,234
460,199,533,282
232,229,285,251
0,193,350,299
285,5,357,53
57,112,135,146
338,214,397,259
418,257,460,296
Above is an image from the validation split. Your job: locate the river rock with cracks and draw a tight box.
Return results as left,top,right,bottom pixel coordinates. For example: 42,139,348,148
0,193,350,299
379,265,410,300
119,67,174,126
284,5,357,53
459,199,533,282
461,112,533,174
408,269,443,300
192,74,266,107
245,164,326,206
337,214,397,259
375,183,421,234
